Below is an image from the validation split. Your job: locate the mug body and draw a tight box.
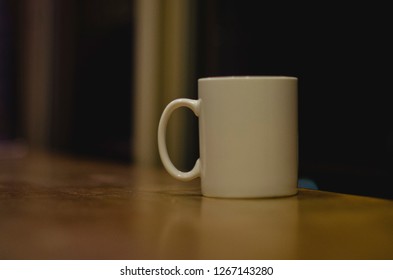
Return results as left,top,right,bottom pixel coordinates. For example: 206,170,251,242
198,76,298,198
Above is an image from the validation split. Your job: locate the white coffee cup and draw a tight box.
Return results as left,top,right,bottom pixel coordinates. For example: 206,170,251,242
158,76,298,198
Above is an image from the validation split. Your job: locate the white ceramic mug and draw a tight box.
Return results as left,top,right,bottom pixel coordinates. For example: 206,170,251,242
158,76,298,198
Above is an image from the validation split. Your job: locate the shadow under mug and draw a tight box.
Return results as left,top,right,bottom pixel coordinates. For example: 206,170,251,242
158,76,298,198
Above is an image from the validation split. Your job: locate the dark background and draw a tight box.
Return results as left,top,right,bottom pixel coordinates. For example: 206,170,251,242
56,0,133,161
1,0,392,198
196,0,393,199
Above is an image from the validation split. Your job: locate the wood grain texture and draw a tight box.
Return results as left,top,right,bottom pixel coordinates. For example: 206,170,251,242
1,151,393,259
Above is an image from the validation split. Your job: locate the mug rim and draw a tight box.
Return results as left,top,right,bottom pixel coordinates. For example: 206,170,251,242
198,76,297,81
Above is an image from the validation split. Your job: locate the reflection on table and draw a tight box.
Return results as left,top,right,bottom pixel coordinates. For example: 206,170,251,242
1,152,393,259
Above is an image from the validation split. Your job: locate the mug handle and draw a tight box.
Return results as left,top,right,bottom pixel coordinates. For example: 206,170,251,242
158,98,201,181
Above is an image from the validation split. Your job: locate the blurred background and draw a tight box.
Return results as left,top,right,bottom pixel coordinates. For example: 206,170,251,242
1,0,392,198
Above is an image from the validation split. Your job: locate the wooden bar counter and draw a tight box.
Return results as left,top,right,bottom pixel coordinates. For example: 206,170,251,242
1,151,393,259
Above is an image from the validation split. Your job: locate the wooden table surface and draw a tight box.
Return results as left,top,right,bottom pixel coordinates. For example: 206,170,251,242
1,151,393,260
